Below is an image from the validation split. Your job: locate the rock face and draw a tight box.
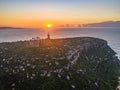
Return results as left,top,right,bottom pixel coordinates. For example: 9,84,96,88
0,37,119,90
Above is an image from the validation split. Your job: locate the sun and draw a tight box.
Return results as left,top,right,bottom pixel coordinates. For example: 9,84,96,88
43,22,53,28
47,24,52,28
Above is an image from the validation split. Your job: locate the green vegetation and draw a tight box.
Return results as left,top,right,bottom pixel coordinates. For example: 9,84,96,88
0,37,119,90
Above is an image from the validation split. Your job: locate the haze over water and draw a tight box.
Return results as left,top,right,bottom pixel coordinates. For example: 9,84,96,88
0,28,120,59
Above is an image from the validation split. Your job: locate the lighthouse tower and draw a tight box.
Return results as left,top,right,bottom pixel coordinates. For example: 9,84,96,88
47,33,50,39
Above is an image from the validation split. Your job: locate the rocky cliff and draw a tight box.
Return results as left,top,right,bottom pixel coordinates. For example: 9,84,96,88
0,37,119,90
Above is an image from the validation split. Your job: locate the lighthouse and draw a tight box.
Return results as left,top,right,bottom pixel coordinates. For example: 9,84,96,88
47,33,50,39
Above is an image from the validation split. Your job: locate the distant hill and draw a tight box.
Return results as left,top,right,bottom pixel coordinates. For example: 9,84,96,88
58,21,120,28
83,21,120,27
0,27,24,29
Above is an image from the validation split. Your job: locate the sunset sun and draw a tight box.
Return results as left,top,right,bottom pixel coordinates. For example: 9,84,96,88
47,24,52,28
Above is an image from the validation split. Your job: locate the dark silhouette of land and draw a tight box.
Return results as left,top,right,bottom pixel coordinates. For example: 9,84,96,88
0,27,26,29
58,21,120,28
84,21,120,27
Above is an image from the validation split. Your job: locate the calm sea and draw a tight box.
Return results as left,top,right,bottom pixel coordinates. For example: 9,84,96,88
0,28,120,59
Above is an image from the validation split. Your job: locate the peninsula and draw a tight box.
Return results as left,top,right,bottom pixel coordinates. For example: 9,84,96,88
0,37,119,90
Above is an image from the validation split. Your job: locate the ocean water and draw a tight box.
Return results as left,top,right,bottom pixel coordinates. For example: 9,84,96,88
0,28,120,59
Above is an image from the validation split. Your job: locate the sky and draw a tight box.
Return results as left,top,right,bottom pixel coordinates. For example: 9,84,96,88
0,0,120,27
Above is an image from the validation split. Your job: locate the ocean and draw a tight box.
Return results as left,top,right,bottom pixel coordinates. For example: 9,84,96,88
0,28,120,59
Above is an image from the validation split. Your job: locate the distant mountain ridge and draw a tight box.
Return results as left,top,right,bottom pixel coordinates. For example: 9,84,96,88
0,27,24,29
58,21,120,28
84,21,120,27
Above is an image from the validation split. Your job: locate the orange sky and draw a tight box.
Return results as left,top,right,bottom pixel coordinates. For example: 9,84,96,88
0,0,120,28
